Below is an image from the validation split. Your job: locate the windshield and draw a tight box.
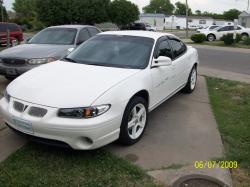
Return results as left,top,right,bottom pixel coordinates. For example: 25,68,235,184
66,35,154,69
29,28,77,45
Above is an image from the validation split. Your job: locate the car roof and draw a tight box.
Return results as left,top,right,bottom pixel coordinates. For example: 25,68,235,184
47,25,96,29
99,31,176,40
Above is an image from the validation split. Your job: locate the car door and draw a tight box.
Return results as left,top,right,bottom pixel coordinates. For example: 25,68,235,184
76,28,91,45
168,37,189,88
150,37,175,106
216,26,233,39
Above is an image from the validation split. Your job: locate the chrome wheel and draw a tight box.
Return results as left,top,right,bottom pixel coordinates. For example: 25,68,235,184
127,104,147,140
190,68,197,90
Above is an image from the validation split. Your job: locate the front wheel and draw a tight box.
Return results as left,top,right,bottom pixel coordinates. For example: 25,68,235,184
119,97,148,145
241,33,249,40
182,66,197,94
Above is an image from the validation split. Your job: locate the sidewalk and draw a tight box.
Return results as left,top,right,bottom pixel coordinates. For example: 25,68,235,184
199,67,250,84
109,76,232,186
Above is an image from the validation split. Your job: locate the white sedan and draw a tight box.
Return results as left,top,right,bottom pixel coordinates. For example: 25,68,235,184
200,25,250,41
0,31,199,150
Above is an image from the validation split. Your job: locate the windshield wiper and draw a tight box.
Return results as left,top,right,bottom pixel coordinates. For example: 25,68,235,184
62,57,78,63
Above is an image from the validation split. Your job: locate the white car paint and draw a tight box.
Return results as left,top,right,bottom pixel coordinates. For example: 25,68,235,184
196,25,220,33
200,25,250,41
0,31,199,150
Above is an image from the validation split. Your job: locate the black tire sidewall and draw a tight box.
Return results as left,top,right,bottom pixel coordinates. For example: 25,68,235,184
119,96,148,145
183,66,197,93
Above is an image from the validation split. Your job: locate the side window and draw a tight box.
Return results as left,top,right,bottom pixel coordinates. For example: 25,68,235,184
77,29,90,44
228,26,235,31
157,40,172,59
237,26,242,30
168,39,187,59
218,26,229,32
87,27,100,37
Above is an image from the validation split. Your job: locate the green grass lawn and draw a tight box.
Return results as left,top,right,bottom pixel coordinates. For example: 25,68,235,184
188,40,250,49
206,78,250,185
0,144,159,187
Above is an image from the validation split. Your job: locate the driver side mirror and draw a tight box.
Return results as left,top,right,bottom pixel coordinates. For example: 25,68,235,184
152,56,172,67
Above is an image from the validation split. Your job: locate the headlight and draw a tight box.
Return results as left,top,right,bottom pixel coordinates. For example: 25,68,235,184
58,104,111,119
4,90,10,102
28,57,57,65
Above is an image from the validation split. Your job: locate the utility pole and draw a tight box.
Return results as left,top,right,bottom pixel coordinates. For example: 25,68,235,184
248,0,249,11
185,0,188,38
0,0,3,22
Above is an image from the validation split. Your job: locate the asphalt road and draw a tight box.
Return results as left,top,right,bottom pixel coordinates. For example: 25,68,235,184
193,46,250,75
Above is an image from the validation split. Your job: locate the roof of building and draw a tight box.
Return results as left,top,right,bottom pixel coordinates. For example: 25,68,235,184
140,13,166,18
171,15,213,19
239,11,250,16
99,31,176,40
141,13,213,20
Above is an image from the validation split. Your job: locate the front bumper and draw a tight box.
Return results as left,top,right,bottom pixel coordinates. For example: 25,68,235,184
0,97,122,150
0,63,38,77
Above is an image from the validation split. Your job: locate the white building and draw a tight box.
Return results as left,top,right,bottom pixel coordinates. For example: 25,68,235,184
165,15,214,29
139,14,166,30
239,11,250,28
139,13,234,30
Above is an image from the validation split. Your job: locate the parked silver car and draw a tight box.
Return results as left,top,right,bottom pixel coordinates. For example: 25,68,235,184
0,25,101,80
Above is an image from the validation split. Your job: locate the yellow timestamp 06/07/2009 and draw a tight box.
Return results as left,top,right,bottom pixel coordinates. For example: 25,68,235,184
194,161,238,169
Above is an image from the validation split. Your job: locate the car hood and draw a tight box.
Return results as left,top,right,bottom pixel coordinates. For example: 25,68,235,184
0,44,74,59
7,61,140,108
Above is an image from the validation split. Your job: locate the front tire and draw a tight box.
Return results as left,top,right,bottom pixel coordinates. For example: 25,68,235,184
241,33,249,40
182,66,197,94
119,96,148,145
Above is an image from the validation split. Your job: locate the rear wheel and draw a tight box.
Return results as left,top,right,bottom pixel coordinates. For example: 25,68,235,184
119,97,148,145
207,34,215,42
182,66,197,94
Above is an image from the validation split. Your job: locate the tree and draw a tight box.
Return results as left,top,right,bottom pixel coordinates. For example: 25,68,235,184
195,10,201,15
143,0,174,15
35,0,110,26
109,0,139,27
223,9,241,21
13,0,38,29
174,1,192,15
0,4,8,21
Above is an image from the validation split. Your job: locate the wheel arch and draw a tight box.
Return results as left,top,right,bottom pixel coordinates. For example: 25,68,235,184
129,90,150,107
241,32,249,36
207,33,216,40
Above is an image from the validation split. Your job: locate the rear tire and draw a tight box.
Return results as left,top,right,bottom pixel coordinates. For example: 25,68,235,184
119,96,148,145
182,66,197,94
207,34,215,42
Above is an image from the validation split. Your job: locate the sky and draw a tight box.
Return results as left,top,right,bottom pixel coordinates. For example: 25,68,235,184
3,0,249,14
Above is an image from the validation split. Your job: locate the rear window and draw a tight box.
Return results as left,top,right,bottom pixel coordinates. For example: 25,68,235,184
0,23,20,32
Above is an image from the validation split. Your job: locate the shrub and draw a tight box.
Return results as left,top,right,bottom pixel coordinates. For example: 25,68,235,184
235,33,242,43
243,37,250,45
220,34,234,45
191,34,207,43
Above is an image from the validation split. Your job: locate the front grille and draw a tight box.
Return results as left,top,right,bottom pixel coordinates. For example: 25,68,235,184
28,107,47,118
13,101,25,112
2,58,26,65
